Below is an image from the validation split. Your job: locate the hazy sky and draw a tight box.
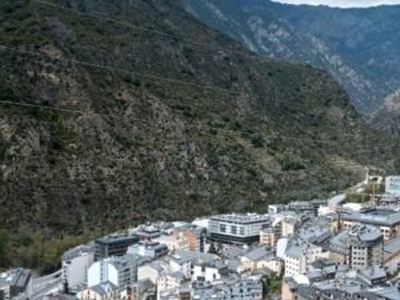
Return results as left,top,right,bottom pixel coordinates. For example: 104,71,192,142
271,0,400,8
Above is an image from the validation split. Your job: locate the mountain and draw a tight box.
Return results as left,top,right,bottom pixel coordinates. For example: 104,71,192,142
182,0,400,119
0,0,398,268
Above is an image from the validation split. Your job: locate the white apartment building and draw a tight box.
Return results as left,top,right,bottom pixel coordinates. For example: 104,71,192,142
208,213,270,244
62,245,95,289
87,254,139,289
192,260,227,282
169,254,192,279
284,239,330,278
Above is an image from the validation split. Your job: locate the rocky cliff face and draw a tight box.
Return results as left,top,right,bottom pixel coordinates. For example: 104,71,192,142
182,0,400,119
0,0,399,267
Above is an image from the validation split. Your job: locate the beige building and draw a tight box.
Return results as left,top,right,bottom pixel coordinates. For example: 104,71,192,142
281,218,297,237
137,261,168,284
239,247,283,275
153,234,190,253
259,228,276,247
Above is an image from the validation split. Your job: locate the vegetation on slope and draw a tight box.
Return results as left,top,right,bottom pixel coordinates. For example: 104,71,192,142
0,0,399,269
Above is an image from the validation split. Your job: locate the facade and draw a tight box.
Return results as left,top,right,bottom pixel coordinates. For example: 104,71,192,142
208,213,269,244
191,278,263,300
95,234,139,260
127,241,168,259
77,281,118,300
281,218,297,237
339,207,400,240
0,269,32,300
88,254,143,289
62,245,95,289
137,261,168,284
119,279,156,300
284,238,330,278
329,225,383,270
175,227,206,253
192,260,227,282
259,228,276,247
157,273,185,300
239,247,276,273
383,235,400,274
153,234,190,253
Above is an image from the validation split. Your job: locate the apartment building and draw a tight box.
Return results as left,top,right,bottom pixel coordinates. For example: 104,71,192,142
329,225,383,270
88,254,150,289
95,234,139,260
339,207,400,240
208,213,269,244
62,245,95,289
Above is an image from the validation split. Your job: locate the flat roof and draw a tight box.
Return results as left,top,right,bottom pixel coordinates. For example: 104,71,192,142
341,208,400,227
210,213,269,224
384,236,400,255
95,234,139,244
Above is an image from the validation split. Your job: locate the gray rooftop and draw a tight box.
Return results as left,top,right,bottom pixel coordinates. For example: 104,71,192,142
95,233,138,244
243,247,273,261
210,213,269,224
62,244,95,261
384,236,400,255
341,207,400,227
89,281,117,296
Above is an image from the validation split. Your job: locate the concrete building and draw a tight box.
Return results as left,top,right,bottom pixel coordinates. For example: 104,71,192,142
191,278,263,300
192,259,228,282
0,269,32,300
288,274,400,300
137,261,169,284
383,235,400,274
174,226,206,253
284,240,307,278
88,254,149,289
208,213,269,244
153,234,190,253
119,279,156,300
339,207,400,240
157,272,185,300
259,228,276,247
127,241,168,259
329,225,383,270
281,218,297,237
77,281,118,300
239,247,277,273
95,234,139,260
62,244,95,289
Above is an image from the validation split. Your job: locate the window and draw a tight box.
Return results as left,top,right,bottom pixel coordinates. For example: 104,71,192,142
231,225,237,234
240,227,245,235
220,224,226,233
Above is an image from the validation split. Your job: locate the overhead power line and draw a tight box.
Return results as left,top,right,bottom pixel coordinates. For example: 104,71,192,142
0,100,83,114
0,45,232,96
32,0,264,62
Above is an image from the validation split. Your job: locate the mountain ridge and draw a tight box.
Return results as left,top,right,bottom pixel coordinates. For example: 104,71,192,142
182,0,400,120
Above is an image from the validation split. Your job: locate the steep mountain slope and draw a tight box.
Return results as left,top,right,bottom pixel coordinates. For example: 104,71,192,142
182,0,400,117
0,0,398,267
